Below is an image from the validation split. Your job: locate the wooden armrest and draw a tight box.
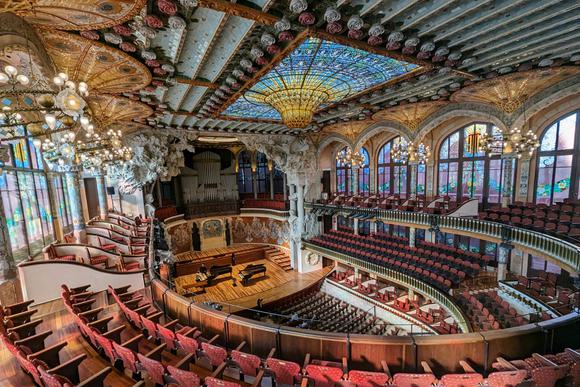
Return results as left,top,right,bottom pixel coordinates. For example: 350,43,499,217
145,343,167,361
146,311,163,323
341,357,348,373
114,285,132,294
5,300,34,314
207,334,219,344
120,292,143,302
163,319,179,329
70,285,91,294
252,369,265,387
72,298,96,311
303,353,311,371
122,334,143,352
133,304,151,315
565,348,580,359
5,309,37,324
132,381,145,387
266,348,276,359
14,330,52,353
28,341,67,368
300,376,309,387
88,316,113,333
78,307,103,322
70,291,94,300
49,353,87,384
532,353,558,367
234,341,246,351
176,352,196,370
380,360,391,377
76,366,113,387
459,360,477,373
102,325,125,343
420,361,433,374
210,362,228,378
496,357,519,371
124,298,143,308
7,319,43,337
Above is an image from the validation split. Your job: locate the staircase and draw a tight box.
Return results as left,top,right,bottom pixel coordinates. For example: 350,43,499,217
265,246,293,271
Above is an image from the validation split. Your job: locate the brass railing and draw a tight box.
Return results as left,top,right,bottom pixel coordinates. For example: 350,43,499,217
303,241,472,333
306,202,580,273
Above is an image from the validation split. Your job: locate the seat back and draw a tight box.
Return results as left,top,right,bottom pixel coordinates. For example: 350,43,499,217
266,357,301,385
157,323,178,351
392,373,436,387
137,353,166,385
112,341,139,373
167,365,201,387
176,332,199,354
205,376,241,387
38,364,72,387
486,370,527,387
231,350,261,377
201,342,228,367
305,364,344,387
348,370,390,387
440,373,484,387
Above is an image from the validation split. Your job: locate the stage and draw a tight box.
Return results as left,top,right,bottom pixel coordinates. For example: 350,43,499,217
174,258,331,312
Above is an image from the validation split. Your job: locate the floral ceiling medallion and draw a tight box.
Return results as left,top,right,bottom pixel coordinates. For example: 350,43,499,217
372,101,448,131
4,0,146,30
450,67,580,114
87,94,153,128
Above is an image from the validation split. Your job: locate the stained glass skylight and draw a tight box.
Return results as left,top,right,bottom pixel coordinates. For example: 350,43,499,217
221,37,420,127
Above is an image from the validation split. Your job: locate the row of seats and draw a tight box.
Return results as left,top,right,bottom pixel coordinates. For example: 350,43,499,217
457,290,531,331
0,294,113,386
107,283,577,387
514,275,579,314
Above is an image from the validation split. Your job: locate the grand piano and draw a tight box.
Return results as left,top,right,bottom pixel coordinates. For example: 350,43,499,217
238,263,266,286
206,264,233,285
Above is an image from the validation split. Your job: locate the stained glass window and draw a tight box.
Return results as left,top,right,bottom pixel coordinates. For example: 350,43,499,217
437,123,513,204
377,137,407,196
256,152,270,194
336,147,351,194
535,111,579,204
358,147,370,195
237,151,253,194
222,37,419,121
273,167,285,194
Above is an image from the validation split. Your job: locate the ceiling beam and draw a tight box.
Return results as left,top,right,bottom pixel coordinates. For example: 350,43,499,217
196,0,278,25
174,77,219,89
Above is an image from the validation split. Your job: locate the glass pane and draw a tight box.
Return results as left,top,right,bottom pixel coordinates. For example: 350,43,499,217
462,160,485,201
449,132,460,158
540,124,557,151
487,159,502,203
553,162,572,203
11,139,30,168
378,142,391,164
378,166,390,195
0,172,27,260
439,138,449,159
417,164,426,195
536,156,555,204
463,124,485,158
557,113,577,150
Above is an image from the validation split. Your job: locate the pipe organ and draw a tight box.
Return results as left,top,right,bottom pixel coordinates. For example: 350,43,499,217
181,151,238,204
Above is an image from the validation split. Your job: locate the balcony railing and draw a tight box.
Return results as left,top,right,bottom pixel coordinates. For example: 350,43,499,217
303,241,472,333
306,202,580,274
185,200,240,218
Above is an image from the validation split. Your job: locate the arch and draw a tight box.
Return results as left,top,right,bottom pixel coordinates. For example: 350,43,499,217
353,120,413,151
376,136,408,196
534,110,580,204
316,133,352,161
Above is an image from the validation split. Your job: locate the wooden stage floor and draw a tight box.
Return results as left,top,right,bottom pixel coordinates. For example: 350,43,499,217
176,260,332,312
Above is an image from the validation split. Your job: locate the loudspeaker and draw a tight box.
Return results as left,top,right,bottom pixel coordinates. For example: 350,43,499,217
106,187,115,195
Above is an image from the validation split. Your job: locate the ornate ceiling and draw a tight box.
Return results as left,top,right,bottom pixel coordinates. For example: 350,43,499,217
87,94,153,127
2,0,579,139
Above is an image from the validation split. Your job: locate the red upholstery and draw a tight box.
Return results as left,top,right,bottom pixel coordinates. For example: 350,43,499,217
101,244,117,251
113,341,139,373
38,364,73,387
531,366,564,387
266,358,301,385
137,353,166,385
142,317,158,340
231,350,261,377
347,370,390,387
201,342,228,367
205,376,241,387
177,332,199,354
56,255,76,261
95,331,116,363
391,373,436,387
167,365,201,387
16,349,43,386
439,373,484,386
486,370,527,387
89,255,108,266
305,364,344,387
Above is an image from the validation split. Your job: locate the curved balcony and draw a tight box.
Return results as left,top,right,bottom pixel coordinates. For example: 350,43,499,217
306,202,580,274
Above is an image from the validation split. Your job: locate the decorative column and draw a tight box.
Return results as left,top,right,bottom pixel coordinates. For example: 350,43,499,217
46,172,64,241
501,156,515,207
95,174,108,220
64,171,86,242
370,220,377,234
296,184,305,232
409,162,418,197
282,173,288,201
497,242,512,281
409,227,416,248
269,168,274,200
351,166,359,195
332,215,338,231
369,165,376,195
0,195,16,281
426,161,435,198
353,219,359,235
78,175,90,222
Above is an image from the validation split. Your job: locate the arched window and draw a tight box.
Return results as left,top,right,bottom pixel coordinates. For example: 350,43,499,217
535,111,579,204
358,147,370,195
377,137,407,196
336,147,351,194
237,150,253,194
256,152,270,194
437,123,515,204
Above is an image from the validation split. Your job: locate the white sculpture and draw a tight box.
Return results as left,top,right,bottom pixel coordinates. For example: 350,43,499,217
145,193,156,218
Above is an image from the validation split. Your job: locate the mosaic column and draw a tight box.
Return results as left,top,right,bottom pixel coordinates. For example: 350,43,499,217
501,156,515,207
269,170,275,200
497,242,512,281
64,171,86,242
353,219,359,235
0,194,16,281
370,220,377,234
282,173,288,201
409,227,416,248
351,166,359,195
46,172,64,242
409,163,418,196
95,174,108,220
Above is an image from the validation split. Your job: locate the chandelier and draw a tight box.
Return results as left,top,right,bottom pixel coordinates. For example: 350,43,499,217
336,147,365,168
391,139,431,164
479,127,539,158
